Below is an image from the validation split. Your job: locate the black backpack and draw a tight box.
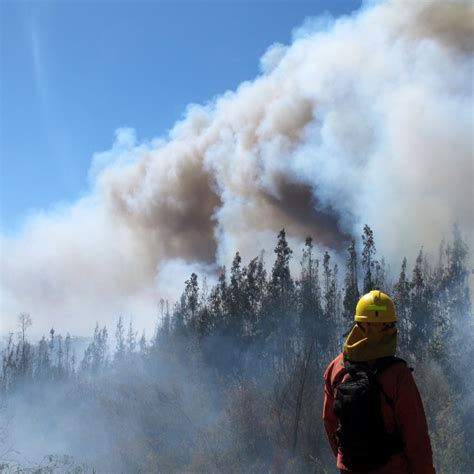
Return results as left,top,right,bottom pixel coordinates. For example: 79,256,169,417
333,356,405,471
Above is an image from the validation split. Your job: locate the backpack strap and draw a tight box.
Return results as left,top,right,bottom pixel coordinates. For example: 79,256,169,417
334,359,369,389
372,357,407,409
372,375,395,409
333,366,350,390
374,356,407,372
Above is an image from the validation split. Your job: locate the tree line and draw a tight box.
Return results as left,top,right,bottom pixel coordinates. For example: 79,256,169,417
1,225,472,473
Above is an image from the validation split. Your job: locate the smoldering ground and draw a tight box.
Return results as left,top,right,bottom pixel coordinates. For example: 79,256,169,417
1,1,473,337
0,348,222,472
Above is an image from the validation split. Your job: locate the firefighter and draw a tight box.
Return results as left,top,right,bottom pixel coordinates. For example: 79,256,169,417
323,290,435,473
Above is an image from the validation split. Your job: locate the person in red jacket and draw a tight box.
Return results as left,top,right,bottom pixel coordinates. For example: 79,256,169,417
323,290,435,474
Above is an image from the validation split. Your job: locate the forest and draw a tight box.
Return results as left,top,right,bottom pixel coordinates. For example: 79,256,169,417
1,225,472,473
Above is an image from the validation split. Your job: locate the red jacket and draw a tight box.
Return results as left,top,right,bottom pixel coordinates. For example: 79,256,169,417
323,354,435,474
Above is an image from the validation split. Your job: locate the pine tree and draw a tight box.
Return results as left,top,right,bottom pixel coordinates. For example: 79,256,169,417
322,252,332,320
229,252,244,337
321,252,339,353
36,335,51,381
18,313,33,378
57,335,64,377
127,321,137,355
1,334,16,391
82,324,109,374
243,257,260,334
299,237,322,338
18,313,32,357
446,225,469,284
139,331,147,353
362,225,376,293
394,257,411,352
173,298,187,337
115,317,126,363
196,304,213,338
444,224,470,317
209,268,227,324
164,300,171,336
270,229,293,299
184,273,200,333
373,258,387,292
49,328,55,366
343,239,359,321
438,225,472,379
269,229,296,354
63,333,71,377
409,249,432,357
244,254,268,341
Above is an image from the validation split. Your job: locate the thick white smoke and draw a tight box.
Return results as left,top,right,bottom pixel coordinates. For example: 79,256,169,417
1,0,473,336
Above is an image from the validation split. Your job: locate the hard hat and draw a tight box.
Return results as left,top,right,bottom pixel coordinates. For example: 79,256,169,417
354,290,397,323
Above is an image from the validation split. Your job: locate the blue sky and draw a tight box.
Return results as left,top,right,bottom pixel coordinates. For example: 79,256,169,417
1,0,362,234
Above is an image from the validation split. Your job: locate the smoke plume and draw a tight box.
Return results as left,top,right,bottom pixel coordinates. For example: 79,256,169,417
1,0,473,336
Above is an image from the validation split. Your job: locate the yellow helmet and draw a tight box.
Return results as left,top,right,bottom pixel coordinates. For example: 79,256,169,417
354,290,397,323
